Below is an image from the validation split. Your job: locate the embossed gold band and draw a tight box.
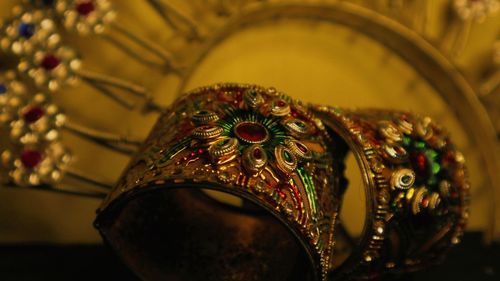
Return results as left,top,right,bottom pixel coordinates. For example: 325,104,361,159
94,84,469,280
312,106,470,280
94,84,347,281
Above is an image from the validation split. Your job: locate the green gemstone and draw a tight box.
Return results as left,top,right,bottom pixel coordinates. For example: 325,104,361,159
415,141,426,149
431,162,441,174
403,136,411,147
390,202,398,211
283,150,293,163
218,139,230,147
401,175,412,184
295,121,306,128
428,176,437,186
426,149,438,159
247,90,257,97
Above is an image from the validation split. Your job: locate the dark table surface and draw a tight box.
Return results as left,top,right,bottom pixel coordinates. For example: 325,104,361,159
0,232,497,281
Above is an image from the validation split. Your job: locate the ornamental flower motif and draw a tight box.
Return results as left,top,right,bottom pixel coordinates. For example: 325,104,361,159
0,8,61,56
373,115,463,216
0,74,66,144
453,0,500,22
1,141,71,186
189,89,314,176
55,0,116,35
18,45,81,91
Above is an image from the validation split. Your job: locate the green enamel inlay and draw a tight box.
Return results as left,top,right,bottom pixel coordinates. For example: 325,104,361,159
218,138,230,147
401,175,412,185
426,149,438,160
247,89,258,97
297,167,318,216
295,120,306,128
403,136,411,147
283,150,293,163
431,162,441,174
415,141,426,149
158,137,191,165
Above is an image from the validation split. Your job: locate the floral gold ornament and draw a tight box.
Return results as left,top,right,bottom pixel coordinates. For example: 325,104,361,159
312,106,470,280
0,8,61,56
95,84,348,281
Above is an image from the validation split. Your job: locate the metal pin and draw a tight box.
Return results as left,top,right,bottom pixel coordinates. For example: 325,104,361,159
63,121,142,155
76,69,164,113
146,0,201,40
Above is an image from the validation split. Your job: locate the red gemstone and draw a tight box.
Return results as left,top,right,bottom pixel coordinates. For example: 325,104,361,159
275,183,289,200
76,1,95,16
22,106,45,123
234,122,268,143
253,147,262,159
421,197,430,208
296,142,308,153
41,54,60,70
21,149,43,168
276,100,286,107
441,150,456,166
411,152,429,179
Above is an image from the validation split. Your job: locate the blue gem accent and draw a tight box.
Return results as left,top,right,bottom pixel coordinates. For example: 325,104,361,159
0,84,7,94
18,23,35,38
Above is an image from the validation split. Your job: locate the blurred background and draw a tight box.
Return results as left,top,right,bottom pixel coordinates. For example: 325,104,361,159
0,0,499,251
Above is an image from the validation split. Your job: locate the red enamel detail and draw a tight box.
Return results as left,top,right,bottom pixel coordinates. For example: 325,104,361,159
421,197,430,208
411,151,429,179
275,183,288,200
296,142,308,153
253,147,262,159
276,100,286,107
441,150,456,166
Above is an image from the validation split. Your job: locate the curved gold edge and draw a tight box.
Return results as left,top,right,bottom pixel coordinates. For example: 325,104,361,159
312,107,384,280
178,1,499,241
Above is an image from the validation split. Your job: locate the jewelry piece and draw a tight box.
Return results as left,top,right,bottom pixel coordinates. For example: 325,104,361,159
22,0,176,70
311,106,470,279
95,83,348,281
442,0,500,55
0,71,130,191
1,2,161,109
0,0,154,197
